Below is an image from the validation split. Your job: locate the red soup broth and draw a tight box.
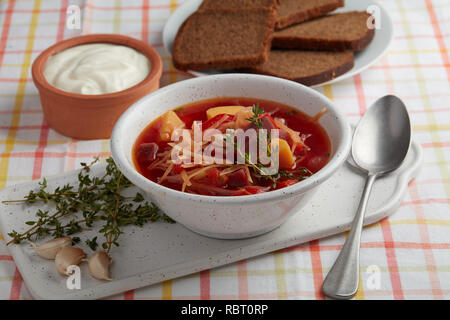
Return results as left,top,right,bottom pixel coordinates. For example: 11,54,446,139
133,97,331,195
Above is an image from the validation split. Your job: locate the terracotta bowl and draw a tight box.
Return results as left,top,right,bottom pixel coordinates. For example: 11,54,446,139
31,34,163,140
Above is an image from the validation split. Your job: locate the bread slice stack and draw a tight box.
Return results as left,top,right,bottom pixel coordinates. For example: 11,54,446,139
172,0,375,86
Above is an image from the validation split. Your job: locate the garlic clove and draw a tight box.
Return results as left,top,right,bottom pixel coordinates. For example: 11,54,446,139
55,247,87,276
30,236,72,260
88,250,112,281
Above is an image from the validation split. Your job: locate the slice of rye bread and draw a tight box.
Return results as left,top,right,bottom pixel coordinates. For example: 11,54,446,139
245,50,354,86
173,8,276,71
273,11,375,51
198,0,280,11
275,0,344,30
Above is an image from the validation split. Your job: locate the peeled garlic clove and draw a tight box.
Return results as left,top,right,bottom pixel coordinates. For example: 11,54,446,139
30,236,72,260
55,247,87,276
88,250,112,281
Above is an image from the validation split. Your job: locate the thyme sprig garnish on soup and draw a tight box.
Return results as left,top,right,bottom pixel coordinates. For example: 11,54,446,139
133,98,331,196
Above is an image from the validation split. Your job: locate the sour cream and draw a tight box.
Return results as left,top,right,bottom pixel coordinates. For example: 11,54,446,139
43,43,151,95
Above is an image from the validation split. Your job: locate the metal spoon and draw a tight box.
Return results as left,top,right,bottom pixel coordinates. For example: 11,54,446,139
322,95,411,300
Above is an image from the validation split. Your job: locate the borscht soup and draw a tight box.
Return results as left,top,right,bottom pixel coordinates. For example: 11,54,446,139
133,98,331,196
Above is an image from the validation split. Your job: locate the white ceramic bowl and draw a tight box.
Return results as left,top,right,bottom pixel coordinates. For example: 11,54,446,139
111,74,352,239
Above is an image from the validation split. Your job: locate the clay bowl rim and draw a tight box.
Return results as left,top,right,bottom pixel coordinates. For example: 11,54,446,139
31,33,163,102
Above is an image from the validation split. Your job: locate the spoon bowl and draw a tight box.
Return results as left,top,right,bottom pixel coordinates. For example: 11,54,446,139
352,95,411,174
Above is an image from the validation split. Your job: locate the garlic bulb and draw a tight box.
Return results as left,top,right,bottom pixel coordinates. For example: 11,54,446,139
88,250,112,281
30,237,72,260
55,247,87,275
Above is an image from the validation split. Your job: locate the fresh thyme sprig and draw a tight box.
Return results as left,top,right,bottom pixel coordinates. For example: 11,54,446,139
4,157,174,253
246,104,265,129
261,168,313,188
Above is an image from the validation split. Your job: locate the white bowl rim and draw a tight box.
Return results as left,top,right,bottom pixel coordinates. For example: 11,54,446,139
111,74,352,204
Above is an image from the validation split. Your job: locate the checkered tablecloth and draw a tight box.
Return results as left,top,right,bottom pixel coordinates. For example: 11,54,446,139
0,0,449,300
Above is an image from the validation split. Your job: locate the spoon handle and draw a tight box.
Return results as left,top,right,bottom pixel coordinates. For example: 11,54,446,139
322,173,377,299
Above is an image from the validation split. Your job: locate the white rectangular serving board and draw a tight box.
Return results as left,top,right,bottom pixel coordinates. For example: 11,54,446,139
0,141,422,300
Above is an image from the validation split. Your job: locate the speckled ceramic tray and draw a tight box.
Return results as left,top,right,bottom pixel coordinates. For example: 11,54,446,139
0,141,422,299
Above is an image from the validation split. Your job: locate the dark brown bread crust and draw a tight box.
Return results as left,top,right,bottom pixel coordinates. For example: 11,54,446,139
173,8,276,71
245,50,354,86
199,0,280,10
273,12,375,51
275,0,344,30
273,28,375,51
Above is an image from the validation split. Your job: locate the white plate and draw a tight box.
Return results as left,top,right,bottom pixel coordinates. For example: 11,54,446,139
0,141,422,299
162,0,394,87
